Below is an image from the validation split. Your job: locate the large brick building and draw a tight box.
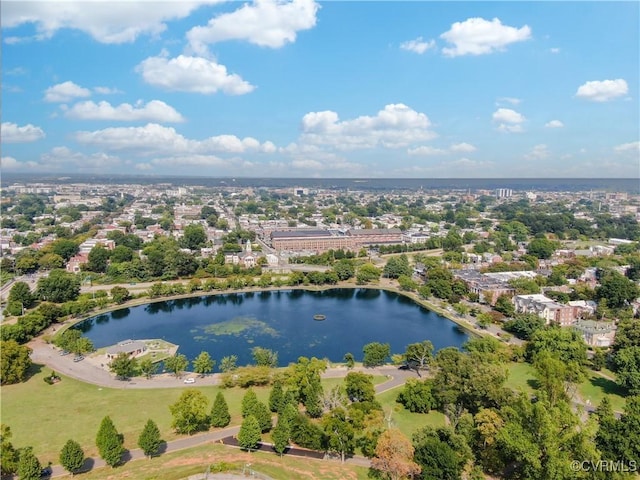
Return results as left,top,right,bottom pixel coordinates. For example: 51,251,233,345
269,228,402,253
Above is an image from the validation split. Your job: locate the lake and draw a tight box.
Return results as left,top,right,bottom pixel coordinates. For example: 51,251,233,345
74,288,469,366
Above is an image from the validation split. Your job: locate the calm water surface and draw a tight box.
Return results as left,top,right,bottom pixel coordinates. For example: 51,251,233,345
75,289,469,365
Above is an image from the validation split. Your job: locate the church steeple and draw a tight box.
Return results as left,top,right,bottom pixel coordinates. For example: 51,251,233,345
246,239,252,253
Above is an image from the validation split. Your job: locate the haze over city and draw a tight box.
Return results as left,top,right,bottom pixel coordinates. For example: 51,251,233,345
1,1,639,178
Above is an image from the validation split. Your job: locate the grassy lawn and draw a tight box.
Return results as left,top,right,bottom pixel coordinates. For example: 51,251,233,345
580,372,627,412
67,443,369,480
506,362,536,395
505,362,627,412
1,364,389,465
1,365,272,463
376,388,446,437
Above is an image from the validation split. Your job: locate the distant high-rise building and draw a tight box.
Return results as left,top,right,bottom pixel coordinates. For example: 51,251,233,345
495,188,513,198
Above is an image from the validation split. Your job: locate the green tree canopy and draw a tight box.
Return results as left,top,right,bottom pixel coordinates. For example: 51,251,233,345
137,419,162,459
165,353,189,378
344,371,376,403
0,340,32,385
1,424,19,476
210,392,231,428
17,446,41,480
169,390,210,435
59,439,85,474
109,352,137,380
237,415,261,451
36,269,81,303
192,351,215,377
8,282,35,310
95,416,124,468
362,342,390,367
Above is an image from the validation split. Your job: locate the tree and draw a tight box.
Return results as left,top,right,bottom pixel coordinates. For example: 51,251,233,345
526,326,587,365
50,238,80,261
170,390,210,434
494,294,515,317
165,353,189,377
596,270,640,309
290,412,325,450
17,446,41,480
1,424,19,476
241,389,259,418
181,224,207,250
371,428,421,480
254,401,273,433
344,352,355,369
95,416,124,468
192,351,215,377
36,269,81,303
322,408,355,463
109,352,137,380
356,263,381,284
272,414,291,456
110,286,130,304
612,347,640,394
8,282,35,310
344,371,376,403
269,380,284,413
238,415,261,452
219,355,237,372
503,314,546,340
137,419,162,459
59,439,85,475
333,260,355,281
251,346,278,367
412,427,471,480
139,357,158,379
527,236,557,259
210,392,231,428
87,245,110,273
0,340,32,384
533,352,584,406
383,255,412,279
363,342,390,367
397,379,434,413
403,340,434,372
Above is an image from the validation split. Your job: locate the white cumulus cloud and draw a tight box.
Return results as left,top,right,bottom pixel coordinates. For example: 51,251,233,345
187,0,319,54
44,81,91,103
407,146,446,156
66,100,185,122
74,123,276,155
545,120,564,128
1,156,38,169
524,144,550,160
575,79,628,102
40,146,122,169
440,17,531,57
400,37,436,54
300,104,437,150
93,86,122,95
493,108,525,133
1,122,46,143
137,54,255,95
614,141,640,153
450,142,477,153
1,1,220,44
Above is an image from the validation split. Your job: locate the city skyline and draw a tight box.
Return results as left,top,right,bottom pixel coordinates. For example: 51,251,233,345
1,1,638,178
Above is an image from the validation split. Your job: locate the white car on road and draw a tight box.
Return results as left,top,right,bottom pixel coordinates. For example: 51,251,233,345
183,378,195,384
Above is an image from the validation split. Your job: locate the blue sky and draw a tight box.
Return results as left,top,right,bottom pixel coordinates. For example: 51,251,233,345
1,1,638,178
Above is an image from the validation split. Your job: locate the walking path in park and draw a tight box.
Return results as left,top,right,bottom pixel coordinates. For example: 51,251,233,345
27,336,417,478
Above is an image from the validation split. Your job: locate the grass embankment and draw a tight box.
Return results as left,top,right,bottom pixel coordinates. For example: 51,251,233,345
66,443,369,480
1,366,386,464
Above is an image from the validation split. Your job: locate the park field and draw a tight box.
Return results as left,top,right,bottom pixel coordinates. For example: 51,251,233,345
1,364,388,464
505,362,627,412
